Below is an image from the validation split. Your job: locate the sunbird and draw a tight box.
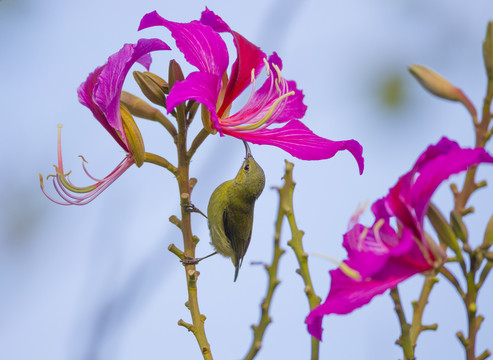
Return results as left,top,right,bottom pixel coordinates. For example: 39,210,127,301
207,140,265,281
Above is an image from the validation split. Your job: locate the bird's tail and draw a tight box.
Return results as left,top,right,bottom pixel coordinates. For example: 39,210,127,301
233,255,242,282
234,264,240,282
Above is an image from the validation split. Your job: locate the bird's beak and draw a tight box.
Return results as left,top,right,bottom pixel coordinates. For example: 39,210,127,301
242,139,252,158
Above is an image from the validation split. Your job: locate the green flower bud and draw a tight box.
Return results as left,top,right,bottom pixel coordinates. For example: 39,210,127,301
427,203,460,254
120,91,164,122
120,104,145,167
409,65,476,117
133,71,168,108
483,21,493,79
168,59,185,89
483,214,493,248
144,71,169,94
450,211,468,243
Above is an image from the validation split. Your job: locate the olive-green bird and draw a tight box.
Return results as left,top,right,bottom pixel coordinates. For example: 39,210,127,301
207,140,265,281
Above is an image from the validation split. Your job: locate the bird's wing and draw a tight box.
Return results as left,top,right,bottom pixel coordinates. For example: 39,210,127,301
223,210,252,281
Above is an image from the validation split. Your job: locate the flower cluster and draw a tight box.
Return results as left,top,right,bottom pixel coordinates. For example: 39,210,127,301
41,9,364,205
306,137,493,340
140,9,364,168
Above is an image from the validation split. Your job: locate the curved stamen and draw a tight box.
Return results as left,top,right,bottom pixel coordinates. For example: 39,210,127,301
232,90,294,131
357,227,369,251
40,124,135,205
372,219,386,249
312,252,362,281
263,58,271,77
41,156,134,205
221,59,278,127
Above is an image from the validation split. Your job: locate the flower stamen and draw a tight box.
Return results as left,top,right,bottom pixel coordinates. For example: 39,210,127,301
234,90,295,131
312,252,362,281
263,58,271,77
40,125,135,205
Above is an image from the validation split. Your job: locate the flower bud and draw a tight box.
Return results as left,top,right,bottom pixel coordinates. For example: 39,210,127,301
483,21,493,79
427,203,460,254
168,60,185,89
120,104,145,167
121,91,163,121
450,211,468,243
144,71,169,94
483,214,493,248
409,65,477,117
133,71,168,108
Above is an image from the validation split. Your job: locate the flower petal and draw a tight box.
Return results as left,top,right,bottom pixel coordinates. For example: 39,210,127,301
201,8,266,115
246,77,307,125
384,137,493,225
77,66,128,151
166,71,223,130
227,54,306,126
139,10,228,76
93,38,170,136
78,38,169,153
410,144,493,221
265,53,307,123
306,227,430,340
226,120,364,173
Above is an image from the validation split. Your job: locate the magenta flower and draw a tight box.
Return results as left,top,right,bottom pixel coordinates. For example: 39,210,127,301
306,137,493,340
40,38,170,205
139,9,364,173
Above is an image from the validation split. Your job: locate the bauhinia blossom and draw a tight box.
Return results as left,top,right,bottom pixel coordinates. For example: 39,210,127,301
139,9,364,174
306,137,493,340
40,38,170,205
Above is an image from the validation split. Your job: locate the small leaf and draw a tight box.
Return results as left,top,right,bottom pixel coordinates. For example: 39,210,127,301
450,211,468,243
482,213,493,248
427,203,460,254
483,21,493,79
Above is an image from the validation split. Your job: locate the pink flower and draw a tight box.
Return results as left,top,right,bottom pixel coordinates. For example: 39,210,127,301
139,9,364,173
306,137,493,340
40,39,170,205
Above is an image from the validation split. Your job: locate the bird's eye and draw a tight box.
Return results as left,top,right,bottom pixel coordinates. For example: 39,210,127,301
244,164,250,171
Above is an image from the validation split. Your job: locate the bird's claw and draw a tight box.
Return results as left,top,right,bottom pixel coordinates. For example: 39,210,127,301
181,255,201,265
182,203,208,219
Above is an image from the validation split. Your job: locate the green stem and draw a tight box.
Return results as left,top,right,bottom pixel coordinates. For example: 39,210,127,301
187,128,210,160
409,275,439,346
439,267,465,299
452,72,493,360
243,186,286,360
282,161,321,360
144,152,177,175
390,287,414,360
187,100,200,126
454,78,493,214
465,270,479,360
153,111,178,141
174,96,212,359
390,275,438,360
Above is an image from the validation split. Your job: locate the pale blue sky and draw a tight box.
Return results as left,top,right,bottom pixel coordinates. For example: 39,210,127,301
0,0,492,359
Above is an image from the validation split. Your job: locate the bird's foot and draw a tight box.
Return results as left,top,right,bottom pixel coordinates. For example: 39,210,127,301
180,252,218,266
181,255,202,265
182,203,207,219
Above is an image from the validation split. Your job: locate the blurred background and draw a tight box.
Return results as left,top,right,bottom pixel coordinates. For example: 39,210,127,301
1,0,493,359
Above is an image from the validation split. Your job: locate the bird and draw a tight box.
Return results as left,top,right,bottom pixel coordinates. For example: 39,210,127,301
207,139,265,281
